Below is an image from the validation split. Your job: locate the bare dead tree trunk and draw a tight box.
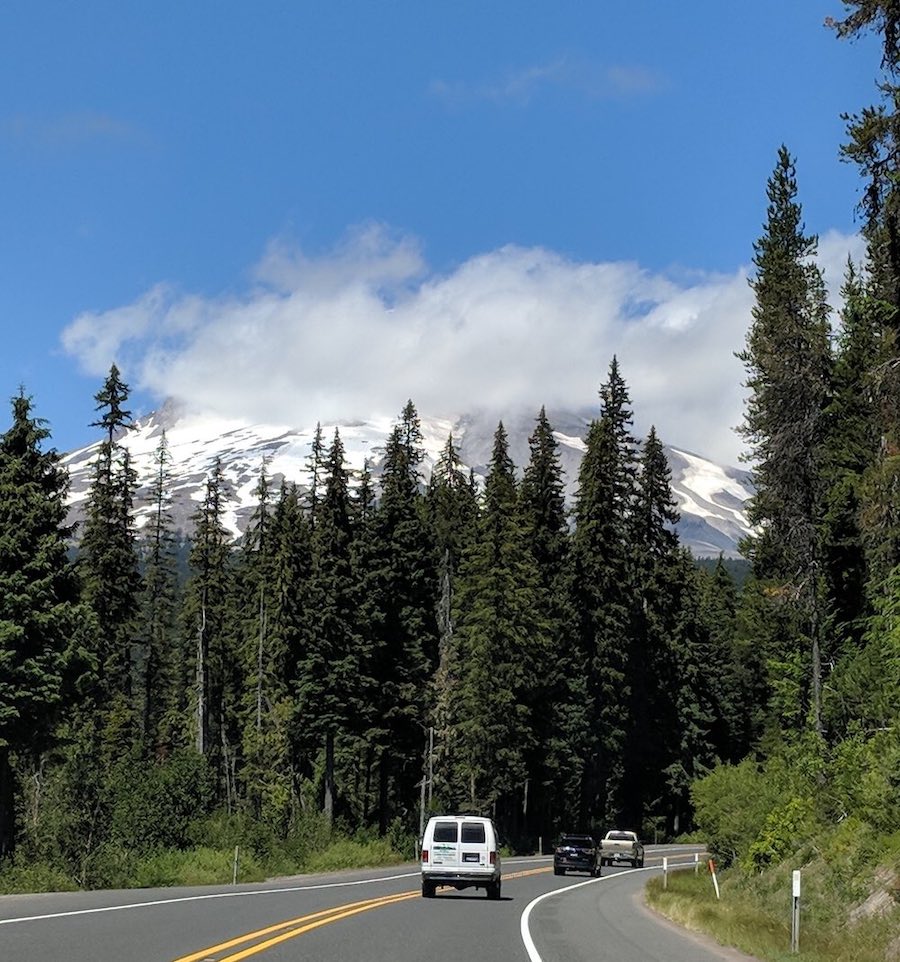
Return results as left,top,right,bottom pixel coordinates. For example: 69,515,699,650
0,748,16,861
324,729,335,823
256,586,265,733
196,592,208,756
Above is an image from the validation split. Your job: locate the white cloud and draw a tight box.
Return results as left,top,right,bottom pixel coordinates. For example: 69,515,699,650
428,58,664,107
60,225,863,467
3,111,147,149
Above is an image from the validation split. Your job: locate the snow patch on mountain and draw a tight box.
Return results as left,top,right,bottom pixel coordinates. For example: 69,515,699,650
61,403,755,557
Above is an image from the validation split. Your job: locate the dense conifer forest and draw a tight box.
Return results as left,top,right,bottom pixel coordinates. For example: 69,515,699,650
0,4,898,912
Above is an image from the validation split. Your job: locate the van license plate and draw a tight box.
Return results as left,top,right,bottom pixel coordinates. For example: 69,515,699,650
462,853,480,862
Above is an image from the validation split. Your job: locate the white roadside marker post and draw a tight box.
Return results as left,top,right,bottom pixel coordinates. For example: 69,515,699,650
694,852,700,874
708,859,720,900
791,870,801,953
663,856,668,890
233,845,239,885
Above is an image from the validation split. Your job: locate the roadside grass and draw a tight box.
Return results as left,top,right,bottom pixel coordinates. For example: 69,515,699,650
0,859,79,895
132,846,269,888
0,832,408,893
303,838,405,874
645,861,897,962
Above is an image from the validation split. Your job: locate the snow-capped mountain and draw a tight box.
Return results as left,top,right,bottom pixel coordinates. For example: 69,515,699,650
61,401,754,558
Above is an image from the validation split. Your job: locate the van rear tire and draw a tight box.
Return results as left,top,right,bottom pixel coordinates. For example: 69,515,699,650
487,880,501,900
422,880,436,898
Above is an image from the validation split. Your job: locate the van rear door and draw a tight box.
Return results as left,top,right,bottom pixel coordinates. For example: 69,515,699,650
429,820,460,868
459,820,490,869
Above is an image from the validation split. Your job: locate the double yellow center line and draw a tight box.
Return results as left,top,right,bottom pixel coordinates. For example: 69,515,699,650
171,891,417,962
173,866,551,962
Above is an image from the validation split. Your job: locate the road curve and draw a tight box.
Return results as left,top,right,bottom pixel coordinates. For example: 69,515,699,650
0,845,754,962
524,845,757,962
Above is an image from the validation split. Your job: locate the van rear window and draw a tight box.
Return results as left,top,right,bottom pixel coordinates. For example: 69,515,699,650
432,822,458,842
461,822,485,843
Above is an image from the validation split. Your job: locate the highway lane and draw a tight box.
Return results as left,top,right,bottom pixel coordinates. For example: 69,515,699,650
0,845,748,962
525,845,758,962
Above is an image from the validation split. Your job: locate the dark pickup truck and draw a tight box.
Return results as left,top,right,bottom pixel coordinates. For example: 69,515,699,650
553,834,599,876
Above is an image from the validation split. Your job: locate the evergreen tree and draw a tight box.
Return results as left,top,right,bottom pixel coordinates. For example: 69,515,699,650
91,363,132,449
367,402,437,831
185,459,235,799
295,430,367,821
518,407,580,837
427,433,478,566
627,426,682,828
737,146,833,734
306,422,325,524
824,262,880,646
520,408,570,579
264,482,313,826
571,359,638,827
451,423,548,834
427,433,479,818
824,562,900,738
0,393,95,858
697,558,760,763
79,365,141,746
244,460,274,738
234,461,301,826
136,430,180,754
660,550,718,834
830,7,900,585
348,461,387,827
830,3,900,340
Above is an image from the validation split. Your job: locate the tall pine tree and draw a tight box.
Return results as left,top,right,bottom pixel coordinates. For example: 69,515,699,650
294,430,367,821
451,422,548,836
79,365,141,748
737,147,833,735
518,407,579,837
185,458,235,800
571,359,638,827
0,393,95,858
367,402,437,831
136,429,180,754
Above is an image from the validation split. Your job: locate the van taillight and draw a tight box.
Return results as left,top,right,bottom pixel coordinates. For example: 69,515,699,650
422,850,429,863
489,851,496,865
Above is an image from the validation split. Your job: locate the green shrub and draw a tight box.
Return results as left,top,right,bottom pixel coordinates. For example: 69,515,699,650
691,760,783,865
187,810,282,860
0,858,77,894
107,750,217,853
281,810,333,865
744,796,817,871
385,817,417,860
81,842,139,889
826,729,900,833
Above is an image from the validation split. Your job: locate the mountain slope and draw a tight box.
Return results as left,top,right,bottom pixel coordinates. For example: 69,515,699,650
61,402,754,557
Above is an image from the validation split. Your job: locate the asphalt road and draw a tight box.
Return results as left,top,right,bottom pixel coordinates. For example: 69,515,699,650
0,845,755,962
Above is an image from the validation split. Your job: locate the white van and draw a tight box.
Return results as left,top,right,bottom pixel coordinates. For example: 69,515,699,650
420,815,502,899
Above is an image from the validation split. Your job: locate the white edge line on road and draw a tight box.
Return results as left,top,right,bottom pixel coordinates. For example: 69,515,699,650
0,852,691,930
0,872,422,927
519,857,702,962
0,856,553,928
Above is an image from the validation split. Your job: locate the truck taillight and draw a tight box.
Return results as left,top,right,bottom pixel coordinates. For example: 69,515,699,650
422,850,429,863
489,851,496,866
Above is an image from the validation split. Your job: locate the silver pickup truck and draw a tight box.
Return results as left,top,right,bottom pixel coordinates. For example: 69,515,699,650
599,829,645,868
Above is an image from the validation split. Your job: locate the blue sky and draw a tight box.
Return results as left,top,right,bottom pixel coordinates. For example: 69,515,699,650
0,1,881,463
